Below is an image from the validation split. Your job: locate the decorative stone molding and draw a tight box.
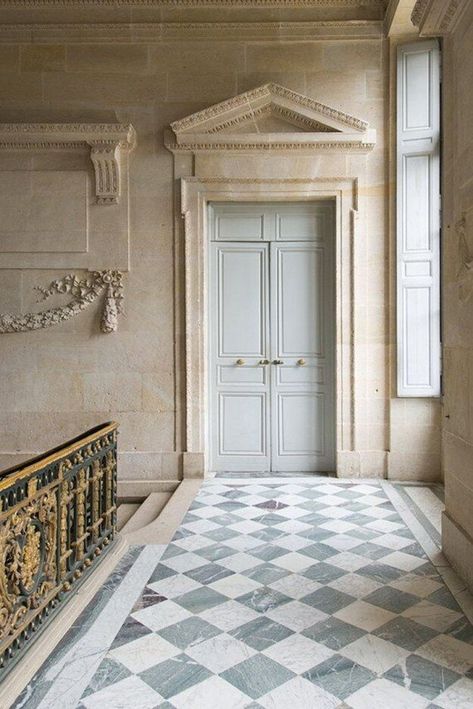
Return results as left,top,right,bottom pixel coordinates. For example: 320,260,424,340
0,124,136,205
168,83,376,154
0,21,383,43
0,0,384,7
411,0,470,34
0,271,124,334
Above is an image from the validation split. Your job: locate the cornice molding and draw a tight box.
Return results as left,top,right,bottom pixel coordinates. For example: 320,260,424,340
0,0,383,7
411,0,470,34
0,20,383,43
0,123,136,205
169,83,375,154
172,83,369,134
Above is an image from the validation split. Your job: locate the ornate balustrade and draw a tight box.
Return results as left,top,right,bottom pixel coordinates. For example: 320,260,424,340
0,422,118,678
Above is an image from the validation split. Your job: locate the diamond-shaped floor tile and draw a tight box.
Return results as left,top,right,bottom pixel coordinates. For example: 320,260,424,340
221,653,295,700
139,653,212,700
303,654,375,700
230,616,294,651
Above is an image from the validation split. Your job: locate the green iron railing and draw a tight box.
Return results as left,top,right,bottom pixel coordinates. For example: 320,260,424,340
0,422,118,678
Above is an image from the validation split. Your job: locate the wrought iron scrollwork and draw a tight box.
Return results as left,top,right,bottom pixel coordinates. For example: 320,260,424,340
0,422,118,678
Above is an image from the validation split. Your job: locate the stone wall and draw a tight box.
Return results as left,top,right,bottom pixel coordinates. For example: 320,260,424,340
0,13,441,483
442,1,473,587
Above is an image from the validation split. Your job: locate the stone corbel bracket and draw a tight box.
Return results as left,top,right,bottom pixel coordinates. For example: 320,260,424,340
0,123,136,205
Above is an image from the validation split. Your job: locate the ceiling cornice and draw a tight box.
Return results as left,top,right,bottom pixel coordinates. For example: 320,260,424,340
0,20,383,42
411,0,470,34
0,0,384,6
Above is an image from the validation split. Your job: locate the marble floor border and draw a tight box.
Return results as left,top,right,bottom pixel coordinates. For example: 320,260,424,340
382,481,473,626
393,484,442,548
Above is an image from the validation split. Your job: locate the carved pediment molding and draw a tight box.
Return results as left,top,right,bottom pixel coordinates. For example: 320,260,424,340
0,0,384,7
411,0,470,34
168,83,375,154
0,123,136,205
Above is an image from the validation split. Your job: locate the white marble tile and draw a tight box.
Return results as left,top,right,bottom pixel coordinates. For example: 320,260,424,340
132,600,192,631
328,552,371,572
435,677,473,709
148,574,201,599
186,633,256,673
224,535,262,551
218,552,262,573
390,573,443,598
266,600,328,632
164,552,209,573
327,573,382,598
365,519,404,533
402,600,462,632
334,601,396,631
192,505,228,519
259,676,339,709
317,494,347,507
272,505,312,519
272,552,314,572
199,599,260,631
371,533,413,550
317,506,352,519
346,678,428,709
276,534,313,551
319,519,358,533
173,534,213,552
209,573,261,598
323,534,362,551
360,507,394,520
360,495,387,506
109,633,179,673
181,519,220,534
170,675,250,709
381,551,426,571
232,506,268,519
340,634,409,674
82,676,162,709
417,634,473,674
273,519,313,534
238,494,268,506
269,573,322,599
228,520,265,534
263,634,333,674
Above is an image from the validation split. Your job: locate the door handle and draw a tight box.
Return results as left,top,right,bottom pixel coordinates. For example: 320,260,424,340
297,359,307,366
272,359,284,365
259,359,270,365
235,359,245,366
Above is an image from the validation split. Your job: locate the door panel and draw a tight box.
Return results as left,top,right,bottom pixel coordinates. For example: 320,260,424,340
210,242,270,472
270,241,335,472
209,203,335,473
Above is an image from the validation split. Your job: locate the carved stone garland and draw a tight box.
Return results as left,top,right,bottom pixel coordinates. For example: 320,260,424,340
0,270,124,334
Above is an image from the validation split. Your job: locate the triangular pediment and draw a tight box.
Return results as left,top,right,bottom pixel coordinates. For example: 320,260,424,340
168,84,375,153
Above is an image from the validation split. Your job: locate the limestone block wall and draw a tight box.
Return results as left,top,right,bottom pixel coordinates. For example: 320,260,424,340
442,2,473,587
0,18,440,483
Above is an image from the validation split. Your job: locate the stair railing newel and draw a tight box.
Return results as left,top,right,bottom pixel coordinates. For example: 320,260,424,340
0,422,118,678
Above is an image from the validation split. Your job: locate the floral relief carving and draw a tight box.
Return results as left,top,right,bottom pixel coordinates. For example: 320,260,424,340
0,270,124,334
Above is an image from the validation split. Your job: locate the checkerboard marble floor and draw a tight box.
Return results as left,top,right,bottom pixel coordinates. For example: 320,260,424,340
78,479,473,708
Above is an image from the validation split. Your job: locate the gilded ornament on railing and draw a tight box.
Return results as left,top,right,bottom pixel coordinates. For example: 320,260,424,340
0,270,124,335
0,422,118,678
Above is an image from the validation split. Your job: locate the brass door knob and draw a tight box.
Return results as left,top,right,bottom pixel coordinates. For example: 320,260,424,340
272,359,284,365
236,359,245,366
297,358,307,366
259,359,270,365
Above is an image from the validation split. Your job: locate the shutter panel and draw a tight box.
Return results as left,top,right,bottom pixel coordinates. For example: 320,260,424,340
397,40,441,397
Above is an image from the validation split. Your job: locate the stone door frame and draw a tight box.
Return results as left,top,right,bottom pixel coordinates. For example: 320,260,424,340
179,176,360,477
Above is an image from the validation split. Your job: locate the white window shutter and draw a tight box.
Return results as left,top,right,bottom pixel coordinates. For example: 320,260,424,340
397,40,441,397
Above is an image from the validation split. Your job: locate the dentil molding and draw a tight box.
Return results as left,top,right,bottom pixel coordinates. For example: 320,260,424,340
0,123,136,205
168,83,376,154
0,0,383,7
0,271,124,334
411,0,470,34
